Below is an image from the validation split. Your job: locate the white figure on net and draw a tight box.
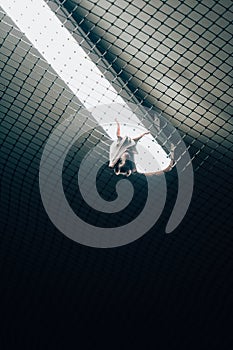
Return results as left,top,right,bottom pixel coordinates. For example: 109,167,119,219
109,119,174,176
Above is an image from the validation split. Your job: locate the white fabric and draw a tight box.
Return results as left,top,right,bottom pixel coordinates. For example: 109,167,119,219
109,136,137,167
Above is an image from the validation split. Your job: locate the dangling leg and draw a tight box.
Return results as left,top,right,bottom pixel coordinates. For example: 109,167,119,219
132,131,150,142
109,119,122,168
115,118,121,138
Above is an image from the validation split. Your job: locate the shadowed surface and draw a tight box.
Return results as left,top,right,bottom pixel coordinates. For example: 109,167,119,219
0,0,233,348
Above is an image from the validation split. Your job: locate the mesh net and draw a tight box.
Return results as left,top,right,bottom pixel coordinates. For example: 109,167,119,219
0,0,232,239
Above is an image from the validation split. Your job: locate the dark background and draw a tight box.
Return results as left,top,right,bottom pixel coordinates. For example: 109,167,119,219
0,0,232,348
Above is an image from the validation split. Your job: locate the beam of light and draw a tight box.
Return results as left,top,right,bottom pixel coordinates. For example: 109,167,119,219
1,0,171,172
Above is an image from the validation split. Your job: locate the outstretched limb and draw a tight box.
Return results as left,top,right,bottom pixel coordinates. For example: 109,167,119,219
157,143,175,174
115,118,121,138
145,143,175,176
132,131,150,142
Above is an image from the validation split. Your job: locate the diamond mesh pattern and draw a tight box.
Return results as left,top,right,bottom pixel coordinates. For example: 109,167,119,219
0,2,233,343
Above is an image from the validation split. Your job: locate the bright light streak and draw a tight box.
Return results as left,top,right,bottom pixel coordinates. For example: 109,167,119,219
1,0,171,172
